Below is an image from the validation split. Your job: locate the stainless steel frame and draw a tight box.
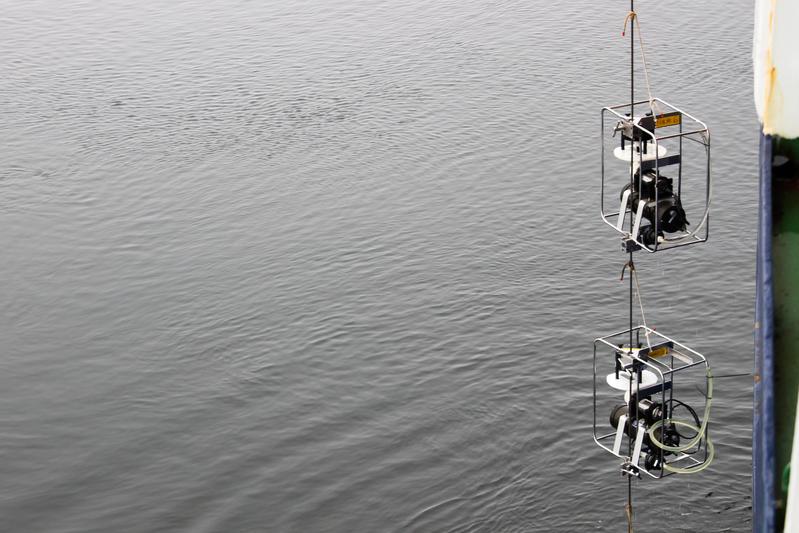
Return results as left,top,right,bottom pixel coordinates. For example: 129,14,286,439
592,325,711,478
600,98,711,253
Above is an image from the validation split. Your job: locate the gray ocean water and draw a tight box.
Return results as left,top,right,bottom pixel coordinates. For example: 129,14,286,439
1,1,757,531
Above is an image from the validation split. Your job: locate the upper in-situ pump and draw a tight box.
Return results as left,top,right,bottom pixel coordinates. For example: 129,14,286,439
600,100,711,253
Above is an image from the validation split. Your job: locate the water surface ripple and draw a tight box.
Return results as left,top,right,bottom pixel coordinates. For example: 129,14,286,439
1,1,756,531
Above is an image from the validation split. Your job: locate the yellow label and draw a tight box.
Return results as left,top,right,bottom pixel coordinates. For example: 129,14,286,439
648,347,670,358
655,114,681,128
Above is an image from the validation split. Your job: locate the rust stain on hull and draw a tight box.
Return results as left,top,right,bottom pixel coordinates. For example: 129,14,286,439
761,0,783,135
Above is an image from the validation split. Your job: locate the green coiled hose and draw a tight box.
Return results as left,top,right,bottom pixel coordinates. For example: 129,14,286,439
646,367,714,474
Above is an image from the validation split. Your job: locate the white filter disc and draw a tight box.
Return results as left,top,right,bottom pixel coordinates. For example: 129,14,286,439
613,144,667,163
606,369,658,392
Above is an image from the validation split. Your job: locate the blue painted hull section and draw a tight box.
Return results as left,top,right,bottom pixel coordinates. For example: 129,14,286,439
754,132,775,533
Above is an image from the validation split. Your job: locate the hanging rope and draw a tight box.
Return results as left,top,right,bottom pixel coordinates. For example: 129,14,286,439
625,502,634,533
621,262,654,349
621,11,661,117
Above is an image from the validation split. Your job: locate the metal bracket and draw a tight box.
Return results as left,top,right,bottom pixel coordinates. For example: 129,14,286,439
632,423,646,466
623,238,641,253
613,415,628,455
621,459,640,478
617,188,631,231
631,200,646,241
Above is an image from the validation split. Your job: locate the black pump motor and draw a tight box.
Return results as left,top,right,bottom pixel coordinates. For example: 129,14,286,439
621,170,689,246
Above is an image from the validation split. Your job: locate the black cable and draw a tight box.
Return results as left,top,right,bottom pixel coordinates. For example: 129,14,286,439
627,2,635,532
669,399,702,441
